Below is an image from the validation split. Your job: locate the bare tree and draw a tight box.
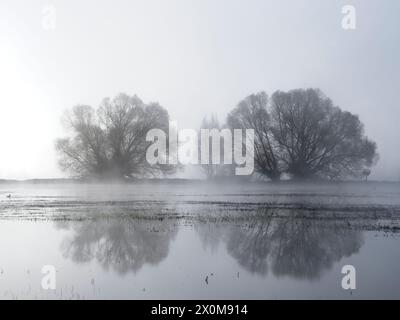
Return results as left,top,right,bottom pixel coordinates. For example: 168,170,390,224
199,114,232,179
56,93,176,179
227,89,378,181
270,89,378,180
227,92,282,181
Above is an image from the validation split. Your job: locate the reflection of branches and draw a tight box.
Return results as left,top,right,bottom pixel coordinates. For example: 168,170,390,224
226,212,275,275
196,212,364,280
269,216,363,279
195,223,226,252
56,218,177,274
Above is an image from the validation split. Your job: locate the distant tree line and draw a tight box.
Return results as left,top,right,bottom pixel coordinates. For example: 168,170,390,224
56,88,378,181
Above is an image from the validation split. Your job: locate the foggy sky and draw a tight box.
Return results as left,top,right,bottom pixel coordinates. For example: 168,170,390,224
0,0,399,180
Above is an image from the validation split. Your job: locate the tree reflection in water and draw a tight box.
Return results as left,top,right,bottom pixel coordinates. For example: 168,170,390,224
197,211,364,280
56,218,178,274
55,209,364,280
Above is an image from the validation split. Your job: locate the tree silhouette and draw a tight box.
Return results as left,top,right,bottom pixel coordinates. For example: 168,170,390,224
56,93,177,179
199,114,233,179
227,88,378,181
227,92,281,181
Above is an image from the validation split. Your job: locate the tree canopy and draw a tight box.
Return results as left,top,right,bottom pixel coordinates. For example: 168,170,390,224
56,89,378,181
227,88,378,180
56,93,176,179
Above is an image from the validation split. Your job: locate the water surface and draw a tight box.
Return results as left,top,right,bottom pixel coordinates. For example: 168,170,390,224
0,182,399,299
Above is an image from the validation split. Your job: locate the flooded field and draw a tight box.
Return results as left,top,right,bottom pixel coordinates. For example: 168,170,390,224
0,181,400,299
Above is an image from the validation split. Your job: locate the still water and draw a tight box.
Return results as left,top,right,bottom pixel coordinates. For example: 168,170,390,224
0,182,399,299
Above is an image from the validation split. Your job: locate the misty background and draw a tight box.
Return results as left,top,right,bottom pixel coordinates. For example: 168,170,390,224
0,0,399,180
